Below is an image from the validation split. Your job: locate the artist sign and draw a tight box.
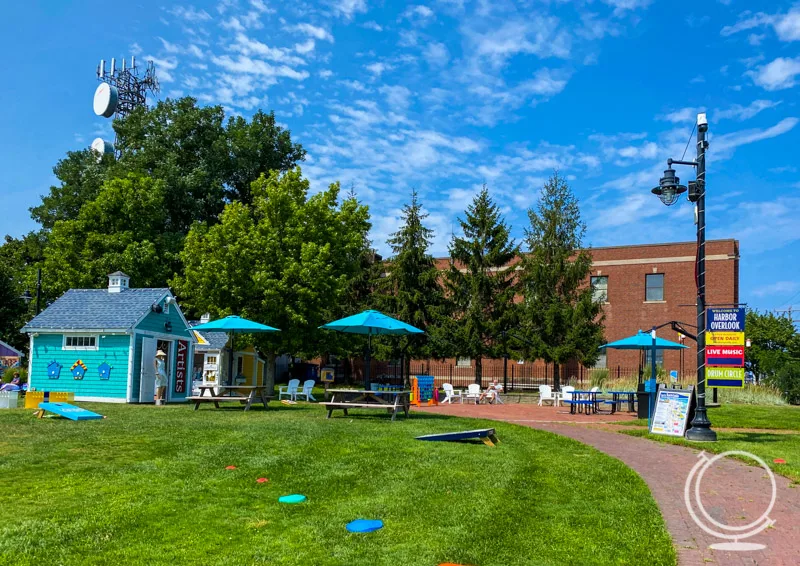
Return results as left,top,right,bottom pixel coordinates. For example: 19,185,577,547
175,340,188,394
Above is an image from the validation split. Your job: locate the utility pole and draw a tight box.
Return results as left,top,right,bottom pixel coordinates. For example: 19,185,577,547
774,306,798,325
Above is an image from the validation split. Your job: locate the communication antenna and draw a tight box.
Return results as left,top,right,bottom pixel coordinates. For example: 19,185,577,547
90,56,160,159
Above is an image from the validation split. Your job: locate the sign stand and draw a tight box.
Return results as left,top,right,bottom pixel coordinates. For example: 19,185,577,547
649,385,695,438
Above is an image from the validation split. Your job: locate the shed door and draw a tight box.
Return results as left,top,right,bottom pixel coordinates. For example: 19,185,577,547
139,337,156,403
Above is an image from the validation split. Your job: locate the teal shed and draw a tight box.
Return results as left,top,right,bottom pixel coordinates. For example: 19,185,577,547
21,272,195,403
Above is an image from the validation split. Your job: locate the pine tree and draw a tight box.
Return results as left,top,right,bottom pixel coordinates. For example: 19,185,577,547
517,172,605,391
375,190,446,382
444,186,518,385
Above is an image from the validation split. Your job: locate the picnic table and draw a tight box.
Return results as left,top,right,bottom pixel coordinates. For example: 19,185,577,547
322,389,410,421
186,385,273,411
604,390,637,414
564,390,600,415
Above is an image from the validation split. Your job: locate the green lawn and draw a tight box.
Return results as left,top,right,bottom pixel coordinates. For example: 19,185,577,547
615,404,800,483
0,403,675,566
616,403,800,431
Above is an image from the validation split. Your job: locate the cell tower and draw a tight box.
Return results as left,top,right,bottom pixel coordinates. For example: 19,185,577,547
91,56,159,158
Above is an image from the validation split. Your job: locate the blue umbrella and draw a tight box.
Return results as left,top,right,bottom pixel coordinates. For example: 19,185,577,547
320,310,423,389
192,316,280,385
600,330,687,351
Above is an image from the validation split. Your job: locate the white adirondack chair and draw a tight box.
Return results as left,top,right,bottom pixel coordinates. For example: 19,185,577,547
464,383,482,404
442,383,463,404
561,385,575,402
279,379,300,401
538,385,556,406
297,379,317,401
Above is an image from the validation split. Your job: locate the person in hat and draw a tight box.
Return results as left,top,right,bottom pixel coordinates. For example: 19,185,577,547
0,372,22,392
153,350,168,405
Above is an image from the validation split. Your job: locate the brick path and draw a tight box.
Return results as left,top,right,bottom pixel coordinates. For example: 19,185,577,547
415,404,800,565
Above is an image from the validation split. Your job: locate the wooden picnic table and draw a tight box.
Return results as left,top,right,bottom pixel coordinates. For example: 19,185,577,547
322,389,410,421
186,385,273,411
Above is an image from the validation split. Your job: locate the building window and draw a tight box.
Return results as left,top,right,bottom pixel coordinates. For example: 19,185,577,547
593,352,607,369
591,276,608,303
63,335,98,350
163,302,170,314
645,348,664,368
645,274,664,301
236,356,244,375
456,357,471,367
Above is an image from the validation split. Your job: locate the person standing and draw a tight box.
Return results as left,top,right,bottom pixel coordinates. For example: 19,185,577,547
154,350,168,405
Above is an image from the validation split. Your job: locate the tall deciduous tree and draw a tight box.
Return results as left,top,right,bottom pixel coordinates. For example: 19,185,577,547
175,168,371,391
745,310,796,382
444,186,518,385
517,172,605,391
374,190,447,381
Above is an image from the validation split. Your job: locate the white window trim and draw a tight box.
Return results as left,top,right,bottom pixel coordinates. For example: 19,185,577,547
62,334,100,351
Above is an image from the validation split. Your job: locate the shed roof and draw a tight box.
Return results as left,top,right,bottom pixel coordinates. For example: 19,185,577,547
0,339,23,357
21,288,170,332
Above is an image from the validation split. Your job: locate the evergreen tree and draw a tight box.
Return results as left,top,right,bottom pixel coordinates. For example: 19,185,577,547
517,172,605,391
375,190,447,382
444,186,518,385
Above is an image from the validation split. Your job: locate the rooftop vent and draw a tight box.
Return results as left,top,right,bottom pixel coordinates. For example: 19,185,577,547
108,271,130,293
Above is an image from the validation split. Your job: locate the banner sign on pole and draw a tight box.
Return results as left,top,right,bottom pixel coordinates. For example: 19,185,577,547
706,308,745,332
707,367,745,388
175,340,188,394
706,332,745,346
650,386,694,437
705,346,745,366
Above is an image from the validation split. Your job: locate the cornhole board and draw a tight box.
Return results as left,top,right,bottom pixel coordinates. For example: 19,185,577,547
35,402,103,421
416,428,499,447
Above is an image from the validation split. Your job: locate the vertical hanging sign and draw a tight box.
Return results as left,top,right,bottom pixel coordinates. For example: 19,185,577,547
175,340,188,394
706,308,745,388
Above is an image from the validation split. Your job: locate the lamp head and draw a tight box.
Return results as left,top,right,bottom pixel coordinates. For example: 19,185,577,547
652,167,687,206
20,290,33,304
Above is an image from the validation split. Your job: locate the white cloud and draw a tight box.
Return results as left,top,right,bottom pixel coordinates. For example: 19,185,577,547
720,7,800,42
249,0,274,13
231,33,307,66
319,69,334,79
339,79,369,91
365,62,390,77
145,55,178,82
222,17,246,32
130,42,143,56
748,33,766,45
402,5,435,24
331,0,367,19
423,42,450,66
714,117,799,154
379,85,412,110
752,280,800,297
295,39,315,54
601,0,652,16
287,23,334,42
170,6,212,22
466,18,571,65
518,68,569,96
727,197,800,252
715,100,781,121
659,107,705,123
362,21,383,31
211,54,310,81
747,57,800,90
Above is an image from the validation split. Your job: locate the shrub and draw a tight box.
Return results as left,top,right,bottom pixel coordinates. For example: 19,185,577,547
770,362,800,405
2,366,27,384
590,368,609,389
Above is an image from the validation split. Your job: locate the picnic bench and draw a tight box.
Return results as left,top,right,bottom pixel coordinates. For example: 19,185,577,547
186,385,273,411
322,389,410,421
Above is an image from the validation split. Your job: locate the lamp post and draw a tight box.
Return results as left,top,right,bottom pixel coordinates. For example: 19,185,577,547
20,268,42,315
651,112,716,442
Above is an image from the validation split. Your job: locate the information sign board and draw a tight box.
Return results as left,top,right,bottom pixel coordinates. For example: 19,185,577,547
706,308,745,332
705,345,745,367
707,367,745,388
649,386,694,437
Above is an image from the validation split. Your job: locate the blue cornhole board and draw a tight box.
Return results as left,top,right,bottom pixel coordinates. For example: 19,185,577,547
38,402,103,421
416,428,499,446
346,519,383,533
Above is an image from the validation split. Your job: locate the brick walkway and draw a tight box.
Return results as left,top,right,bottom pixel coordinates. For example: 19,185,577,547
415,404,800,565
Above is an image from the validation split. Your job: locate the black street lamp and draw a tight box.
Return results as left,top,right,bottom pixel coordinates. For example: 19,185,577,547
20,268,42,315
651,112,716,442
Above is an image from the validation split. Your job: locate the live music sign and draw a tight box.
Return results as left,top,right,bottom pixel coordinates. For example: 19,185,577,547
175,340,188,394
705,345,745,367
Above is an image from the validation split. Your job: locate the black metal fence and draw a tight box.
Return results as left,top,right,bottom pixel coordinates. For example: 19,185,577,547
323,358,643,391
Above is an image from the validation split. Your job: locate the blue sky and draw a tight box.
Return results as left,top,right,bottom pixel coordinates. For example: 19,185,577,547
1,0,799,313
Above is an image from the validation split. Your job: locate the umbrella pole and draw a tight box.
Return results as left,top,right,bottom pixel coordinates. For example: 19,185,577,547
228,331,235,386
364,333,371,391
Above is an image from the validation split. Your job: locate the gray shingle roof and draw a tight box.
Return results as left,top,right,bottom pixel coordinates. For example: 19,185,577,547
189,323,230,351
21,288,169,332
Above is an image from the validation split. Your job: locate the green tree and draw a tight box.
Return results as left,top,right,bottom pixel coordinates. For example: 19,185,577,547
374,190,447,382
0,232,48,350
444,186,518,385
42,174,183,295
745,310,797,382
175,168,370,391
517,172,605,391
0,264,28,352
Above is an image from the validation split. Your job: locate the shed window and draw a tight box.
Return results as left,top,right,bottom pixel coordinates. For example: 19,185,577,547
64,335,98,350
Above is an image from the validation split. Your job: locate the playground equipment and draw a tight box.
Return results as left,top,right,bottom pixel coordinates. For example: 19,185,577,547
410,375,438,407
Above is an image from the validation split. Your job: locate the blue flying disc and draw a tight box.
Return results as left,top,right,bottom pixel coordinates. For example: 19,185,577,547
346,519,383,533
278,494,307,504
